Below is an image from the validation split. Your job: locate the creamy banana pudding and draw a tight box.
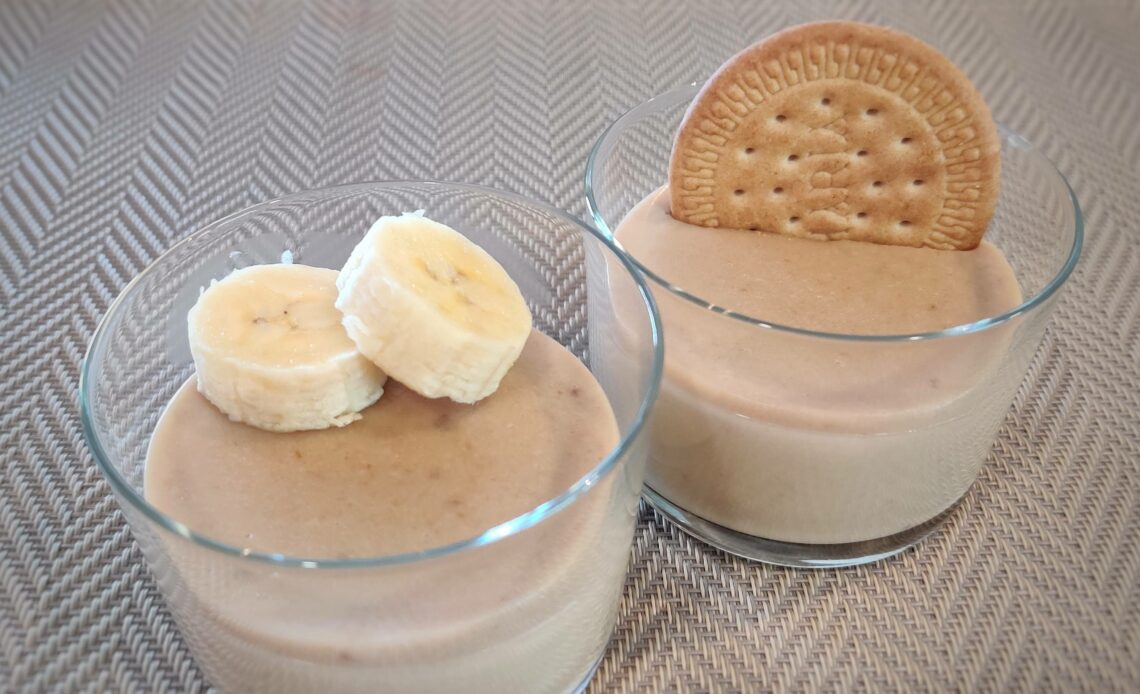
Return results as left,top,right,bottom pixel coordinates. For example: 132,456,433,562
141,212,633,692
615,189,1021,546
145,331,623,692
147,331,618,558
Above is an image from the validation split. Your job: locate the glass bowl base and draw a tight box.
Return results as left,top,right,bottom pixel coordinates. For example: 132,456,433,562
572,651,605,694
643,486,965,569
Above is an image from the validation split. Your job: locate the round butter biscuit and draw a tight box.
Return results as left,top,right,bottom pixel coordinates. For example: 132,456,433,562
669,21,1000,250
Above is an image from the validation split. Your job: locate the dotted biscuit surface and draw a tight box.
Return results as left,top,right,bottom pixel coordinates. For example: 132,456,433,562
668,21,1000,250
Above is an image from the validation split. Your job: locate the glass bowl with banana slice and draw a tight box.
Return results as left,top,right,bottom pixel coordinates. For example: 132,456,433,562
80,182,663,693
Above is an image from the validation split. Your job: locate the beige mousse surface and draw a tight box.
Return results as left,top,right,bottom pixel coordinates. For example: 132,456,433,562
625,188,1019,336
145,330,619,559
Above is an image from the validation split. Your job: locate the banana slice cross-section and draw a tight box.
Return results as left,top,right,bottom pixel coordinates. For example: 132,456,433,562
336,213,533,404
188,263,387,432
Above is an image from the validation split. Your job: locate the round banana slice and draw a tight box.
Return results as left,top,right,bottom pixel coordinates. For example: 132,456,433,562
188,263,387,432
336,213,533,404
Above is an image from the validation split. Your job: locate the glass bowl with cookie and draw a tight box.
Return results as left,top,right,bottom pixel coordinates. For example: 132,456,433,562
80,182,663,691
585,21,1082,567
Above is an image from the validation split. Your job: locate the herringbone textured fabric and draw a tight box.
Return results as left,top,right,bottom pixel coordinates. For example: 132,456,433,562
1,0,1137,691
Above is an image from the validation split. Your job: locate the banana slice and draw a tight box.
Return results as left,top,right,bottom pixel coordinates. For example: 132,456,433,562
336,213,532,404
188,263,387,432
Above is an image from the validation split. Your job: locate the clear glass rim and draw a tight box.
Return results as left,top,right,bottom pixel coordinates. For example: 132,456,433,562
584,82,1084,343
79,180,665,570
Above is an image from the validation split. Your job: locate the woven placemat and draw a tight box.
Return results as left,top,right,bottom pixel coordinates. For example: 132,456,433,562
1,0,1137,691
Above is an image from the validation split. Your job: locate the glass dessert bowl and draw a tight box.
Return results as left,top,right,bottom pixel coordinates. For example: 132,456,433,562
585,83,1082,568
80,182,663,692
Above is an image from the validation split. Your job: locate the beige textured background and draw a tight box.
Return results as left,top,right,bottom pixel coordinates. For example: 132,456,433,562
1,0,1137,691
